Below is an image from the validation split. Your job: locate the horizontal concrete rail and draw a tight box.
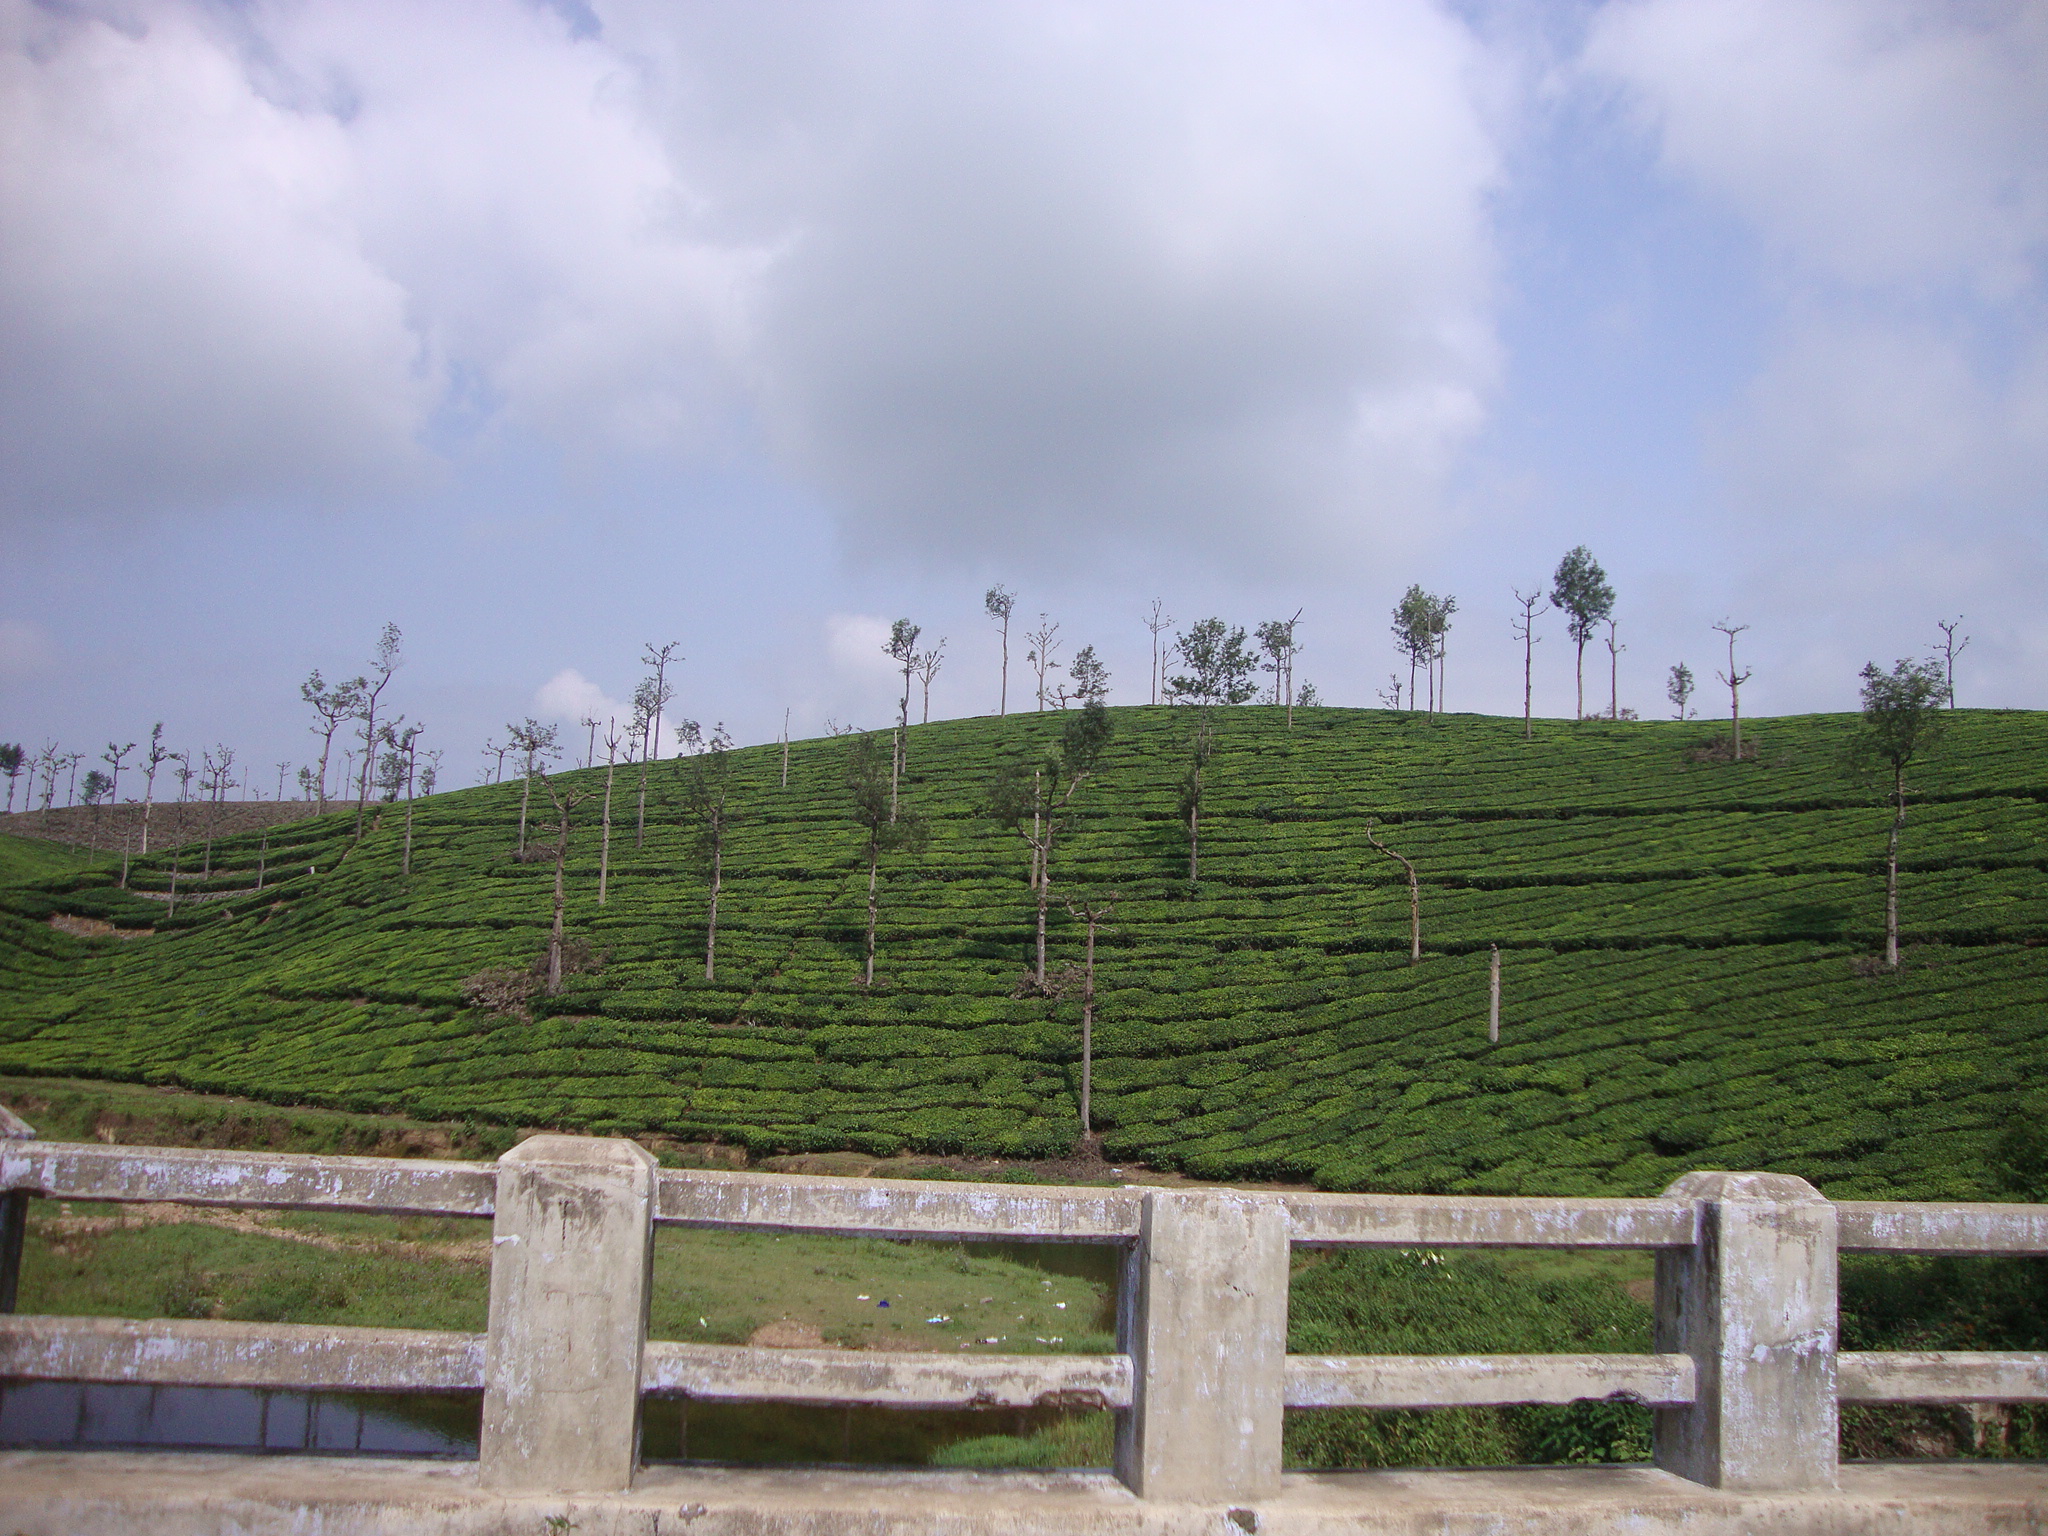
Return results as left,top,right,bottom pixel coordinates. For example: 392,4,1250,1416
642,1340,1133,1410
1284,1352,1697,1409
1839,1351,2048,1404
1283,1191,1698,1249
0,1314,484,1393
654,1167,1141,1242
1836,1200,2048,1255
0,1141,496,1218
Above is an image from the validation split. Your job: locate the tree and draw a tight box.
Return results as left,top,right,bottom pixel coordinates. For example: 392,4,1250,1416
198,745,235,877
579,716,600,770
847,733,927,988
1067,645,1110,705
1549,547,1615,721
1662,663,1695,720
1296,682,1321,708
138,726,171,856
1166,618,1257,707
913,639,947,724
1604,619,1625,720
987,700,1114,988
1512,589,1546,741
682,725,737,980
507,718,560,857
1855,659,1946,972
102,740,135,811
1364,819,1421,964
1424,593,1456,715
1177,713,1215,882
1024,615,1063,711
1255,610,1304,725
351,624,402,843
1391,586,1432,711
0,744,21,815
641,642,681,761
1713,620,1753,759
1059,892,1117,1139
377,718,425,875
1142,600,1173,706
296,765,318,801
630,679,659,848
885,618,921,818
538,772,587,996
985,585,1016,715
301,669,362,814
597,719,623,906
1934,617,1969,708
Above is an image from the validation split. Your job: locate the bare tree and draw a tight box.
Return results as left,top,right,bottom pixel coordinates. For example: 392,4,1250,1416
682,725,737,979
1604,618,1625,720
378,717,425,875
1377,675,1404,710
1024,615,1063,711
1364,820,1422,964
580,716,600,769
630,679,658,848
1142,600,1173,706
101,739,135,810
598,720,622,905
1855,659,1947,971
884,618,921,819
538,773,587,996
1933,617,1969,708
913,639,947,724
350,625,402,842
301,669,362,814
1713,620,1753,759
641,642,681,761
1060,893,1118,1139
987,701,1114,988
985,585,1016,715
847,733,927,988
199,745,235,877
780,708,791,789
1255,610,1304,725
1512,589,1546,740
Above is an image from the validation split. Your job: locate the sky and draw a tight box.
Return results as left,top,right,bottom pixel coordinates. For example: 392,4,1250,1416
2,0,2043,792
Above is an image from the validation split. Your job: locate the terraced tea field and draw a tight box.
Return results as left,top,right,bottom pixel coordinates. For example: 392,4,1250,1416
2,707,2043,1199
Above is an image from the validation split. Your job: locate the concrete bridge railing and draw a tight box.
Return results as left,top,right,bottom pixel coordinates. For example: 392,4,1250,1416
4,1118,2048,1507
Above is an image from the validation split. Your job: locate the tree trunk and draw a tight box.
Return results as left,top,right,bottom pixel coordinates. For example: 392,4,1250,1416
1080,916,1096,1135
1575,638,1586,720
547,825,569,996
1407,865,1420,962
863,839,880,988
1885,768,1904,971
598,761,615,905
1187,797,1200,883
1035,837,1051,988
401,799,414,876
257,827,268,892
316,730,334,814
636,760,649,849
1488,943,1500,1043
705,830,721,981
1609,626,1620,720
518,770,532,856
1731,686,1742,759
1522,627,1534,741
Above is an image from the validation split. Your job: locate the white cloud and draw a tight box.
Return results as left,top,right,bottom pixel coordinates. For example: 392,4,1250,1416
825,614,898,681
533,667,628,731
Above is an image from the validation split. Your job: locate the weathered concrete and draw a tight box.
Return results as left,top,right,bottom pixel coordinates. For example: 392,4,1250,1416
0,1312,484,1391
1285,1350,1695,1409
643,1339,1132,1409
1117,1186,1289,1503
656,1165,1140,1241
1655,1171,1838,1491
1837,1198,2048,1255
0,1453,2043,1535
1840,1349,2048,1403
1,1138,496,1216
1284,1190,1696,1250
0,1102,34,1314
479,1135,656,1495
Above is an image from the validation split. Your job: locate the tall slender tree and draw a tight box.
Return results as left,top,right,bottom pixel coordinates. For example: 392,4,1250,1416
1060,892,1117,1139
1512,589,1546,740
1667,663,1696,720
377,718,425,875
597,719,622,905
1392,586,1432,710
1854,659,1946,972
1178,713,1216,882
1933,618,1969,708
885,618,921,819
987,700,1114,988
1549,548,1614,721
641,642,681,761
682,725,737,979
985,585,1016,715
352,625,402,841
1255,610,1304,725
1714,620,1753,759
1024,615,1063,711
138,727,170,856
630,679,658,848
1067,645,1110,705
102,740,135,810
1604,619,1625,720
0,744,20,815
847,733,927,988
538,773,586,996
301,670,362,813
1364,819,1422,964
1142,600,1173,707
913,639,947,724
507,718,559,856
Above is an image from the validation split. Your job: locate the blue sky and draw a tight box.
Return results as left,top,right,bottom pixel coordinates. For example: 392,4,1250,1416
3,0,2043,791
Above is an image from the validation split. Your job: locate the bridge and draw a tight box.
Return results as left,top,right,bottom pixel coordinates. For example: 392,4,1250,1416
1,1106,2044,1533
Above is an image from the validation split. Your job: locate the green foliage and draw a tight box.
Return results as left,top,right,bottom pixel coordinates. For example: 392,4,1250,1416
0,707,2043,1198
1549,546,1614,646
1856,658,1948,780
1166,619,1258,706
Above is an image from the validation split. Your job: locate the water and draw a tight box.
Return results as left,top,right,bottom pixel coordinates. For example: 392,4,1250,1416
0,1381,477,1456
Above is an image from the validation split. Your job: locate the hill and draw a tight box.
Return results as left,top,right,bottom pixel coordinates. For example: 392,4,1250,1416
2,705,2044,1200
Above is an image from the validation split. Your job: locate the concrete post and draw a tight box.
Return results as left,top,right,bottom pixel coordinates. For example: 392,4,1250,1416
1653,1170,1837,1490
1116,1187,1288,1503
479,1135,656,1494
0,1103,37,1315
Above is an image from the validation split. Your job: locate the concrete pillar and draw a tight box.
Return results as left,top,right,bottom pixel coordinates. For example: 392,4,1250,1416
1653,1170,1837,1491
1116,1187,1288,1502
479,1135,656,1494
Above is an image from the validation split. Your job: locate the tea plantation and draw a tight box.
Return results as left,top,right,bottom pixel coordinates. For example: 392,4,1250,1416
2,706,2043,1200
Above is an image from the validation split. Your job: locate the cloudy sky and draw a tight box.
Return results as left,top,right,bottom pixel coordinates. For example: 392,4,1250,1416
3,0,2043,789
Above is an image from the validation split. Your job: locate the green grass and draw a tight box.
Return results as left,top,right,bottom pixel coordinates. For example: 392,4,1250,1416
2,706,2044,1199
0,832,94,888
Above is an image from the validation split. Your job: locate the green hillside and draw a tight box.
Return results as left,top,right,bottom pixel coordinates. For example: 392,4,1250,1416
2,706,2044,1200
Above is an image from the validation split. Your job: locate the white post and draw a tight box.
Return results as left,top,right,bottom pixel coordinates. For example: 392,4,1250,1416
1116,1187,1288,1502
1654,1171,1837,1490
479,1135,657,1494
